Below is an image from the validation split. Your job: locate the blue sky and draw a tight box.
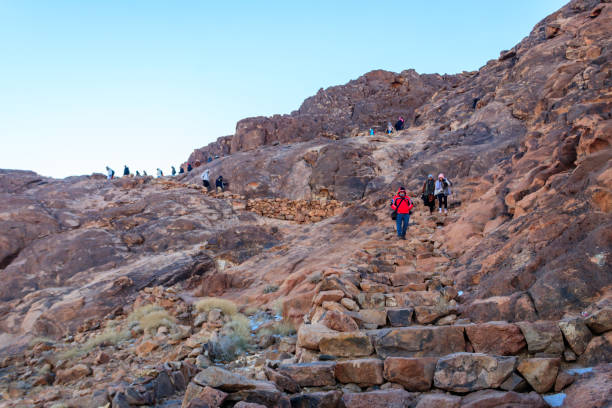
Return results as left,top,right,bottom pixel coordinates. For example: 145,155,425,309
0,0,567,178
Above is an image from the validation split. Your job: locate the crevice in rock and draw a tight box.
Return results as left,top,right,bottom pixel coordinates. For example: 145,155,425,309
0,249,21,270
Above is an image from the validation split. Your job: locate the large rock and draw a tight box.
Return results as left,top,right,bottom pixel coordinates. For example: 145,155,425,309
517,321,564,355
181,383,227,408
578,331,612,366
319,310,359,332
264,367,300,393
386,308,414,327
334,358,384,386
383,357,438,391
459,390,547,408
415,394,461,408
372,326,465,358
516,357,560,393
341,389,417,408
558,317,593,356
297,323,337,350
465,322,526,355
433,353,516,392
561,363,612,408
290,390,342,408
277,362,336,387
54,364,92,385
585,308,612,334
318,332,373,357
193,366,256,392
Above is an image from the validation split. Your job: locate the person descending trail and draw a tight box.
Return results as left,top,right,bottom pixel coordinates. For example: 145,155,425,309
422,174,436,214
390,187,414,240
136,170,141,177
215,175,225,192
179,166,184,174
395,116,405,131
106,166,115,180
201,169,210,191
387,122,394,134
434,173,453,213
143,170,148,176
171,166,176,176
157,168,163,178
187,163,193,172
123,165,130,177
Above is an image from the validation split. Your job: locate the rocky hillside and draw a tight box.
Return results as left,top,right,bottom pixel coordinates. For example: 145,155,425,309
1,0,611,407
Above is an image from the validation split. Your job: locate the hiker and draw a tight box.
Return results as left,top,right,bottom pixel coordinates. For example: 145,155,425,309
123,165,130,176
157,168,163,178
171,166,176,176
106,166,115,180
435,173,453,213
369,128,375,136
179,166,184,174
136,170,141,177
387,122,394,134
201,169,211,191
390,187,413,240
143,170,148,176
207,156,213,163
215,175,225,192
187,163,193,172
395,116,405,131
422,174,436,214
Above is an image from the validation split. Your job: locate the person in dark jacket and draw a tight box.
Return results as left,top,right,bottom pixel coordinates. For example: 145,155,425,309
187,163,193,172
395,116,405,131
171,166,176,176
136,170,141,177
422,174,436,214
215,176,225,192
123,165,130,176
390,187,414,240
179,166,184,174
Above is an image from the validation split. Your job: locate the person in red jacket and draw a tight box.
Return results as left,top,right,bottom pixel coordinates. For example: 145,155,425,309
390,187,414,240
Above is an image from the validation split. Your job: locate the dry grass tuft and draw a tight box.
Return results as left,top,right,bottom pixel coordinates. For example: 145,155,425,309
195,297,238,316
128,304,176,334
259,320,296,337
57,327,131,360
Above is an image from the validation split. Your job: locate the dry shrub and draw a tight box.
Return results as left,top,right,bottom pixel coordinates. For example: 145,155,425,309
209,313,251,362
259,320,296,337
195,297,238,316
57,327,131,360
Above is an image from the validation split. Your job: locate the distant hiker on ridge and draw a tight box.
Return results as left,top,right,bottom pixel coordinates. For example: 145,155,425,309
435,173,452,214
123,165,130,177
187,163,193,172
157,168,163,178
387,122,394,134
422,174,436,214
395,116,405,131
143,170,148,176
390,187,413,240
179,166,184,174
106,166,115,180
215,175,225,193
136,170,141,177
201,169,210,191
171,166,176,176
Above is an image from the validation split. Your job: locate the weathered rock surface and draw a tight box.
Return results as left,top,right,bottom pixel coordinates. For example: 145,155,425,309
334,358,384,386
465,322,526,355
341,389,417,408
433,353,516,392
373,326,465,358
516,358,560,393
383,357,438,391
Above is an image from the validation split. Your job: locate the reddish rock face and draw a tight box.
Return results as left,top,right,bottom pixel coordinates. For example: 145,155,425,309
319,310,359,332
465,322,526,355
318,332,374,357
334,358,384,386
277,362,336,387
578,331,612,366
383,357,438,391
561,363,612,408
54,364,92,385
415,394,461,408
181,384,227,408
558,317,593,356
517,321,565,355
585,308,612,334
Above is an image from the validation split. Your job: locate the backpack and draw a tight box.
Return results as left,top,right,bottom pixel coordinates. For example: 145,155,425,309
390,196,410,220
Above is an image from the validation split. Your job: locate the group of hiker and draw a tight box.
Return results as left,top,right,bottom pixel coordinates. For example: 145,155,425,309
200,169,226,192
368,116,405,136
390,173,453,240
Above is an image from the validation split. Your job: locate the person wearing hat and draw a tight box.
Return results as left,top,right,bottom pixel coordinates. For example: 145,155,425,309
434,173,452,213
390,187,414,240
422,174,436,214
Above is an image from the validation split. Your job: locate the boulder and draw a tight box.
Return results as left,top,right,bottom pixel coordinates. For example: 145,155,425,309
578,331,612,366
290,390,342,408
356,309,388,327
314,290,344,305
460,390,547,408
136,340,159,357
264,367,300,393
500,372,529,392
277,362,336,387
373,326,465,358
193,366,256,392
383,357,438,391
516,357,560,393
415,394,461,408
296,323,337,350
465,322,526,355
341,389,417,408
356,293,386,309
516,321,564,355
181,383,227,408
554,370,576,392
54,364,92,385
585,308,612,334
561,363,612,408
433,353,516,392
320,310,359,332
319,332,373,357
386,308,414,327
334,358,384,386
558,317,593,356
233,402,267,408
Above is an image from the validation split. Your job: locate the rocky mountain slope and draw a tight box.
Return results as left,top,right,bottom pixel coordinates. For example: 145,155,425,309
1,0,611,407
